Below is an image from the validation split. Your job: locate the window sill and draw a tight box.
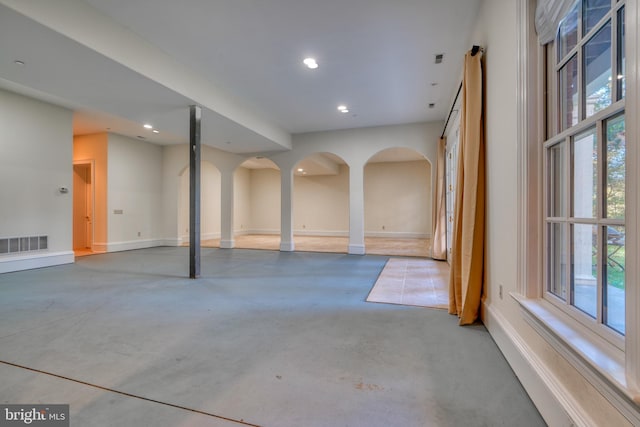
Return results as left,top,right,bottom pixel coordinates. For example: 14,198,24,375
512,293,640,422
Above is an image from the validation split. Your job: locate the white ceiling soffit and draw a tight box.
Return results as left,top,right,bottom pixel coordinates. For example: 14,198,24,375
0,0,481,151
0,1,290,154
82,0,480,134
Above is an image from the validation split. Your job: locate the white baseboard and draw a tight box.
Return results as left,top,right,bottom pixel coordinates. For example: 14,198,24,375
348,244,366,255
162,238,181,247
364,231,431,239
247,229,280,235
220,239,234,249
0,251,74,273
483,302,590,427
280,241,295,252
294,229,349,237
106,239,166,252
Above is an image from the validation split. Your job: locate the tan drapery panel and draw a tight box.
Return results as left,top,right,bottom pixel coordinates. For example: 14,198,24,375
431,137,447,260
448,50,485,325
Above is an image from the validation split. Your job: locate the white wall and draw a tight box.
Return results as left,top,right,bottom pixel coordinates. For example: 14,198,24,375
234,167,251,234
365,160,431,237
293,165,350,235
476,1,633,426
0,89,74,272
107,133,164,251
178,162,221,242
250,168,281,234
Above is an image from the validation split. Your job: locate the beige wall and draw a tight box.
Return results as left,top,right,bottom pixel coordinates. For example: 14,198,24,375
364,160,431,237
293,165,350,235
73,133,108,251
234,167,251,234
107,133,163,250
249,168,281,234
178,162,221,241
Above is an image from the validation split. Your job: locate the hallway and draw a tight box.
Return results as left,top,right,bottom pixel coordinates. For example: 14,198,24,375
0,248,543,427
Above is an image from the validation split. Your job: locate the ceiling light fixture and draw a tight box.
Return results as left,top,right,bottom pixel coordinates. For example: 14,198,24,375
337,105,350,113
152,129,159,134
303,58,319,69
143,124,153,129
297,168,304,172
14,60,25,66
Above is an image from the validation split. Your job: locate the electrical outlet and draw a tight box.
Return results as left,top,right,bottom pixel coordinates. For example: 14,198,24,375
499,284,503,300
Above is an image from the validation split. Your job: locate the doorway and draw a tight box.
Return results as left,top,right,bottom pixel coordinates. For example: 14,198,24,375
73,162,94,256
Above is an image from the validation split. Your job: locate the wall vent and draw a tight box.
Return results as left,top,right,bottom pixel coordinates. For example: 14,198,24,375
0,235,48,255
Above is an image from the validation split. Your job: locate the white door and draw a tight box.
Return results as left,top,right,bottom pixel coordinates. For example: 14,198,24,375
73,163,93,250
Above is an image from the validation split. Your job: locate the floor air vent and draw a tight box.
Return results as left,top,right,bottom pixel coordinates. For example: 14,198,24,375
0,236,47,254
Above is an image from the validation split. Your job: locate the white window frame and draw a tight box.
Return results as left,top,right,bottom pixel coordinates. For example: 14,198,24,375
516,0,640,419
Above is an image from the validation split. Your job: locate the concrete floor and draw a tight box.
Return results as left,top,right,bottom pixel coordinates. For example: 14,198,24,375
0,247,545,427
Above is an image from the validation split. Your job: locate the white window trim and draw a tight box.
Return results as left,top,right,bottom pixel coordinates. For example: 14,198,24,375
516,0,640,419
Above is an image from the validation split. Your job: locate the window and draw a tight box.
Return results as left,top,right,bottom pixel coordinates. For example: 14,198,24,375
544,0,626,344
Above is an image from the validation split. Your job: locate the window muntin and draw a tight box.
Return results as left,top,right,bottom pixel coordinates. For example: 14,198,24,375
560,55,579,130
545,0,626,340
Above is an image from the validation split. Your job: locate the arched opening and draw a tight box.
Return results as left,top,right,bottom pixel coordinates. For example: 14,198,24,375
178,161,221,247
232,157,281,250
293,152,349,253
364,147,432,257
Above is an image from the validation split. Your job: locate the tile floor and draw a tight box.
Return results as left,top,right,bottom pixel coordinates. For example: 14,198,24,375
367,258,449,309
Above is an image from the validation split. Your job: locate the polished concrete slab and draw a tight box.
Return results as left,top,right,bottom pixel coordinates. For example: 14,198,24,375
0,247,545,427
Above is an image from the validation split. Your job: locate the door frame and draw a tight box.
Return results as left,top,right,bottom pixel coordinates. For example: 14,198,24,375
73,160,95,251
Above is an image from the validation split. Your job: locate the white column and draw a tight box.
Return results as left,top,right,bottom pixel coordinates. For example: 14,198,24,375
280,167,295,251
220,169,235,249
349,162,365,255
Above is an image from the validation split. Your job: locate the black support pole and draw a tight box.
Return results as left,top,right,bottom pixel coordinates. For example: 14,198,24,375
189,105,201,279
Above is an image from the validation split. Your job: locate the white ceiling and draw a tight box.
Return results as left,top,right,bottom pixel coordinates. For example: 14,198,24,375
0,0,481,154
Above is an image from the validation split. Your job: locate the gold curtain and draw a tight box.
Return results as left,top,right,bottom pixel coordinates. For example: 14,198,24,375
431,137,447,260
449,50,485,325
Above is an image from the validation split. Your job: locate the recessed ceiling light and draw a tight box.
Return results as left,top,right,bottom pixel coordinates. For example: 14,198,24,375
303,58,319,69
297,168,304,172
152,129,159,134
137,136,146,139
143,124,153,129
428,103,435,109
14,60,25,66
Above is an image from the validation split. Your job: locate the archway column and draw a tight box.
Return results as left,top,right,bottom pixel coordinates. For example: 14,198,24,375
280,168,295,251
220,169,235,248
349,162,365,255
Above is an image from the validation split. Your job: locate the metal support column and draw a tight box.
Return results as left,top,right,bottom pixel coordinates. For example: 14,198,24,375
189,105,201,278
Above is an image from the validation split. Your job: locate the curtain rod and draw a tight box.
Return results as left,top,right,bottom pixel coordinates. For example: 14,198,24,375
440,45,482,139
